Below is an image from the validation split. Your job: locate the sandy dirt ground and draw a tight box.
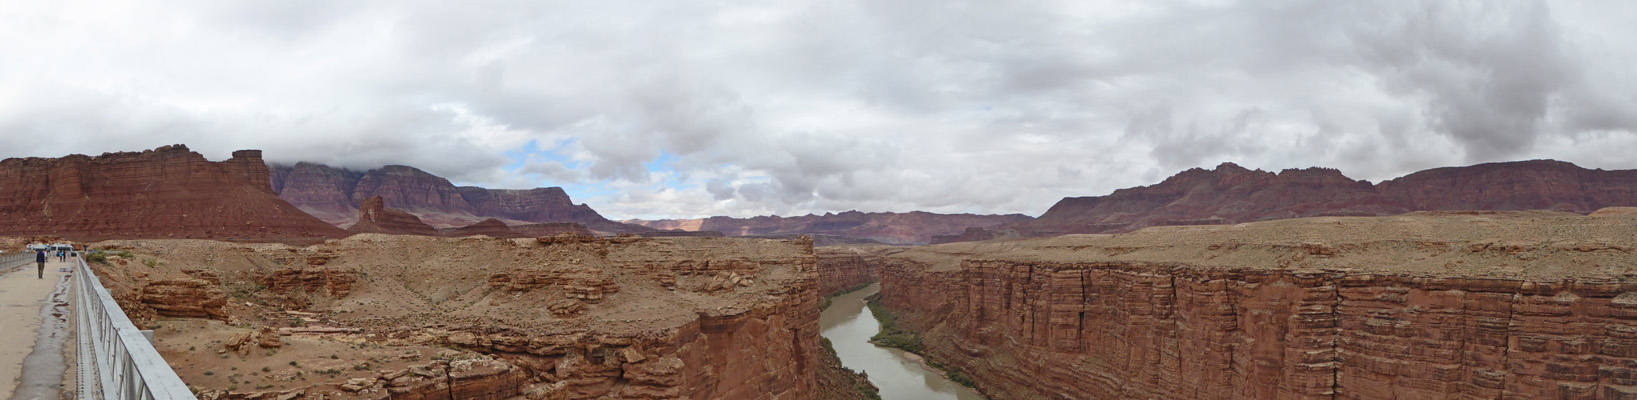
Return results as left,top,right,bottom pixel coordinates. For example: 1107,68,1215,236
0,257,69,399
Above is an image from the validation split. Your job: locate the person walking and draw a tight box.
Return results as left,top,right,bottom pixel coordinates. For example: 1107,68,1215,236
35,250,46,279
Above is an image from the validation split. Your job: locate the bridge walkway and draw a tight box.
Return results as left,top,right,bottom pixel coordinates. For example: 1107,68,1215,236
1,255,74,400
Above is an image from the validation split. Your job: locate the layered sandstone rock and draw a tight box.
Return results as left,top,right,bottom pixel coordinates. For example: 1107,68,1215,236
347,196,440,236
270,163,649,233
119,234,822,400
0,145,347,241
871,210,1637,399
1001,160,1637,239
815,248,882,297
629,210,1032,245
139,278,230,319
258,267,357,297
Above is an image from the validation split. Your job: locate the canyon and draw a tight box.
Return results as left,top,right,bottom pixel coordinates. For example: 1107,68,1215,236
91,233,837,400
862,208,1637,399
0,145,346,241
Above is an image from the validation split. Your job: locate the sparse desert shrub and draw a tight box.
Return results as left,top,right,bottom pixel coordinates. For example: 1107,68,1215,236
86,252,107,264
141,258,158,267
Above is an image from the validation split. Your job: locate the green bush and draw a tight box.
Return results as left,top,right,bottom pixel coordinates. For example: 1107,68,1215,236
117,250,134,258
86,252,107,264
865,293,924,353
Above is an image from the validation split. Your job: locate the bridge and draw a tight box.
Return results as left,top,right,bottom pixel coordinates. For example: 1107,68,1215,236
0,251,195,400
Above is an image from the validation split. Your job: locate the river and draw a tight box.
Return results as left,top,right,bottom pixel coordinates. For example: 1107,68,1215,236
820,282,986,400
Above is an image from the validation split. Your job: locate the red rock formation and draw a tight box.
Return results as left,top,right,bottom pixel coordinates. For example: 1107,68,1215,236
1377,159,1637,212
815,248,882,297
348,195,440,236
630,210,1032,245
0,145,347,241
268,162,365,226
269,163,650,233
446,218,524,238
138,279,229,319
258,267,357,297
1011,163,1406,236
872,211,1637,399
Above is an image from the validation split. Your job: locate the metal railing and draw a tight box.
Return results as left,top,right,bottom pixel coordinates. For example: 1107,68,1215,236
74,257,197,400
1,252,31,270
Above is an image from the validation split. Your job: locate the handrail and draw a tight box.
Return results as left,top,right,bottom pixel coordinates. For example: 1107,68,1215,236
74,257,198,400
0,252,31,270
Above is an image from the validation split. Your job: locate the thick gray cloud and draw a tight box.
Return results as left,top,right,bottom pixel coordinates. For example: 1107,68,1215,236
2,0,1634,219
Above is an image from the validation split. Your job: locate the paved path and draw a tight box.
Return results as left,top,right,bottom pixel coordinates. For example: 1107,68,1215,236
0,256,72,399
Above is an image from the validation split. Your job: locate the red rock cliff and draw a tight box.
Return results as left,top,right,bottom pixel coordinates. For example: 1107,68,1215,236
0,145,347,241
875,210,1637,399
815,248,882,297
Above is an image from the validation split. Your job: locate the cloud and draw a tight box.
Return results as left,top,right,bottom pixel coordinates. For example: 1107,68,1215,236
2,0,1635,219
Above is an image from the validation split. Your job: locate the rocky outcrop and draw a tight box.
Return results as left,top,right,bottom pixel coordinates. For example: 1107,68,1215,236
348,195,440,236
446,218,525,238
629,211,1032,245
138,279,229,319
1001,159,1637,239
871,210,1637,399
258,267,357,297
270,163,649,233
134,234,823,400
510,222,595,237
0,145,347,241
815,248,882,297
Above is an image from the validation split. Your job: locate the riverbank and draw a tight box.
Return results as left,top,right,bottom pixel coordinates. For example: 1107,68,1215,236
821,282,985,400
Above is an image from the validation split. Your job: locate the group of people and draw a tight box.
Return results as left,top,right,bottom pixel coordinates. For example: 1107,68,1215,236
34,248,72,279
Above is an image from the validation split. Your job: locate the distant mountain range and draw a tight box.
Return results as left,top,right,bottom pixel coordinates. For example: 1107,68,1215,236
268,162,648,234
628,211,1032,245
3,144,1632,245
956,159,1637,242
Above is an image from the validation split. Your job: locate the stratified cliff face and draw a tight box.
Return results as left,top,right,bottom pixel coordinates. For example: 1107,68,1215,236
270,162,648,233
815,248,882,297
0,145,347,241
112,235,824,400
1006,160,1637,238
630,211,1032,245
873,209,1637,400
268,162,366,226
1378,159,1637,213
347,195,439,236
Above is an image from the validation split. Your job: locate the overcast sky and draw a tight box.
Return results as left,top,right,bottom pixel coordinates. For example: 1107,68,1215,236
3,1,1636,219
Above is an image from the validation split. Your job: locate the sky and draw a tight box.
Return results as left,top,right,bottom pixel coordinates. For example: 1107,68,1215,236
3,1,1636,220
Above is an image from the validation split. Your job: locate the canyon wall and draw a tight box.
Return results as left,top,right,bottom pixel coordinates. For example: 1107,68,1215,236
105,234,826,400
871,210,1637,399
0,145,347,241
815,248,883,297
